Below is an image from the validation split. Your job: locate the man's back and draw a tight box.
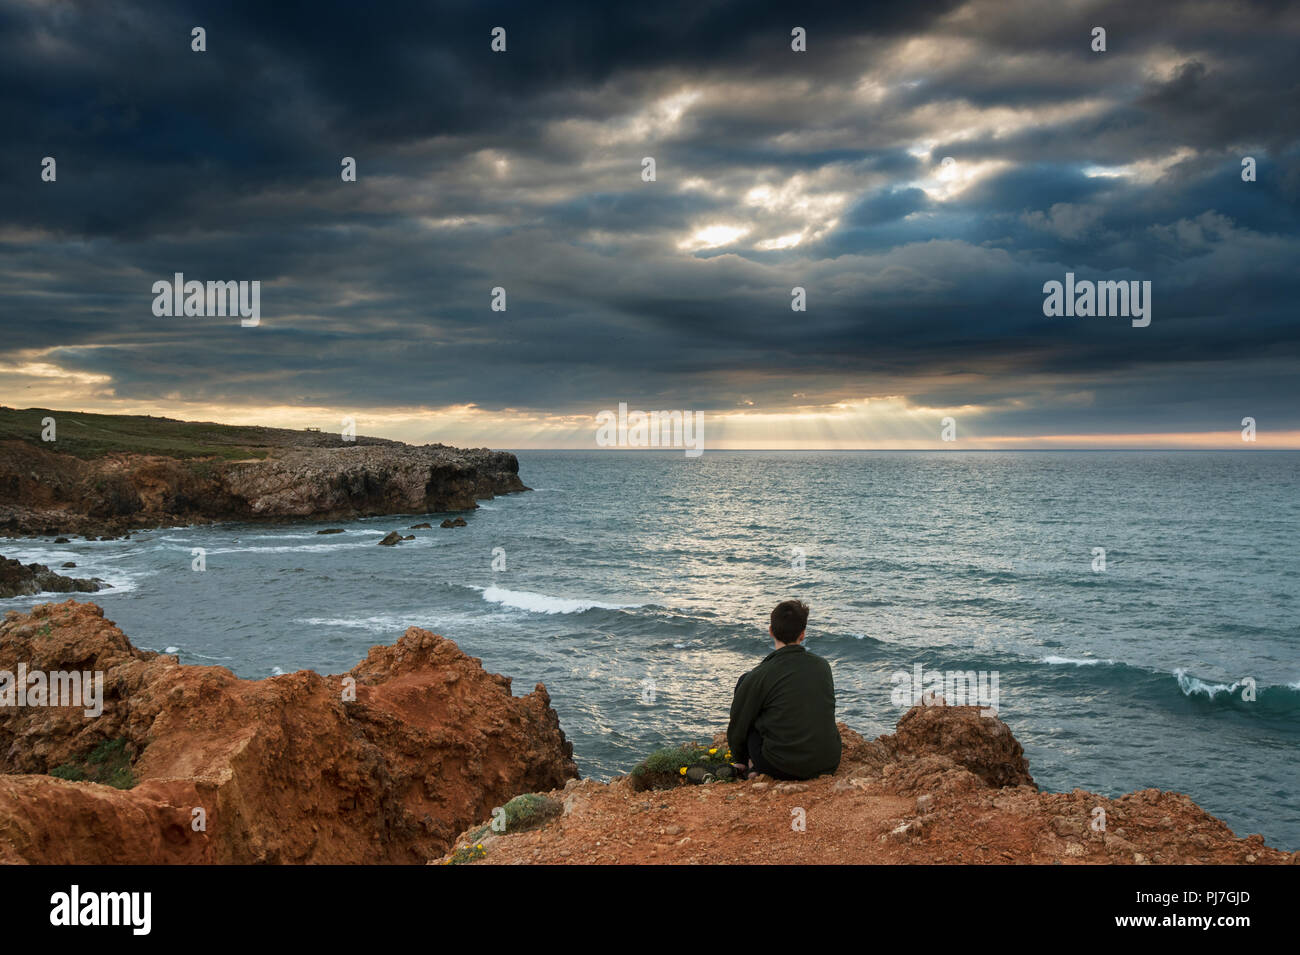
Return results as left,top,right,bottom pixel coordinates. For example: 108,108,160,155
727,643,840,779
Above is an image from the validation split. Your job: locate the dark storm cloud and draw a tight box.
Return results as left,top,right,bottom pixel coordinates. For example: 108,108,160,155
1,0,1298,440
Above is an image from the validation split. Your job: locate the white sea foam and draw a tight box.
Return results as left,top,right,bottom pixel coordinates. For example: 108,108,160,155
0,546,149,600
473,585,639,615
299,614,413,632
298,610,491,634
1167,670,1300,699
1042,655,1112,666
199,541,384,554
1174,668,1244,699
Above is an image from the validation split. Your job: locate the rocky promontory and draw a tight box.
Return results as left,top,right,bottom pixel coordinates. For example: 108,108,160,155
439,706,1296,866
0,407,527,536
0,601,577,863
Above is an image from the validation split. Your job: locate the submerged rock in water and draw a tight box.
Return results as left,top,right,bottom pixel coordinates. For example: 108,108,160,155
316,528,345,535
0,556,102,599
377,531,402,546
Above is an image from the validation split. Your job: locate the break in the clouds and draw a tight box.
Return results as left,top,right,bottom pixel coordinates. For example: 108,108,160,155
1,0,1298,447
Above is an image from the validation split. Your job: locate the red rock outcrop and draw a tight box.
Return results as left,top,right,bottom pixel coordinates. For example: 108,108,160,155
877,700,1035,789
438,707,1293,865
0,600,577,864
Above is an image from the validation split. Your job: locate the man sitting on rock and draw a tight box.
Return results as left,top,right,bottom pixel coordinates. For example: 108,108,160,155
727,599,841,781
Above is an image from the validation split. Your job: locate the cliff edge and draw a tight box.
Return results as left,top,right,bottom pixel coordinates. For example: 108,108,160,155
0,407,527,535
0,600,577,863
438,705,1296,865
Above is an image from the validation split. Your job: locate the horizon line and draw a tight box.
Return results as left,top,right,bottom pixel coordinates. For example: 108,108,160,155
507,447,1296,453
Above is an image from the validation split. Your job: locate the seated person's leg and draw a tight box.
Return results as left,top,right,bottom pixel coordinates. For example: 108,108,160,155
746,728,797,780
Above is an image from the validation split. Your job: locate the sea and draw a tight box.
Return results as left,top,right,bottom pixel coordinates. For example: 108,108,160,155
2,450,1297,849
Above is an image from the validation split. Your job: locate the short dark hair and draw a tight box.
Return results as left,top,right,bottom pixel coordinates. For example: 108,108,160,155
770,599,810,643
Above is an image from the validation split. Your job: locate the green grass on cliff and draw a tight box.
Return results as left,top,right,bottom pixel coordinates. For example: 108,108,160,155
634,742,735,777
444,843,487,865
631,742,740,787
0,407,270,459
466,793,563,843
0,406,395,460
49,737,136,790
450,794,564,865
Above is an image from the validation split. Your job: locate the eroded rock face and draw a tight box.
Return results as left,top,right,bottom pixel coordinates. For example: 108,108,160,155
221,446,525,520
0,439,527,535
0,601,577,864
0,556,103,599
877,701,1035,790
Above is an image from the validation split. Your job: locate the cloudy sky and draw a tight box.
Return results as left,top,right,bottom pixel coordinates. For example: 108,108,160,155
2,0,1298,448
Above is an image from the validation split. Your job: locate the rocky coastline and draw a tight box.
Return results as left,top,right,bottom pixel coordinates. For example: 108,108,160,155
0,600,1290,866
0,409,527,537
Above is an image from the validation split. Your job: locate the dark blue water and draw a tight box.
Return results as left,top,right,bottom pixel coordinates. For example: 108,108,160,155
3,451,1297,848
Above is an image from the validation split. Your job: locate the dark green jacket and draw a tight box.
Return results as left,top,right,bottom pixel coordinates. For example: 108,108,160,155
727,644,840,779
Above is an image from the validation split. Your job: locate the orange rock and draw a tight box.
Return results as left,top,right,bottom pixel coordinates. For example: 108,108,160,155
0,600,577,863
438,705,1289,866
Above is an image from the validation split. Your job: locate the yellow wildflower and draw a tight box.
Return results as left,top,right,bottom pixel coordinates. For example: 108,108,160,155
679,766,688,775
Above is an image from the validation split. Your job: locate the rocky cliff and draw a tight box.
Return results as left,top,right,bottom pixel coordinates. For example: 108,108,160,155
0,408,527,536
0,601,1290,866
438,705,1297,866
0,601,577,864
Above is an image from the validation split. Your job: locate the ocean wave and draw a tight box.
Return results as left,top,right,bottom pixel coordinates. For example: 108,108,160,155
1023,655,1300,716
472,585,640,615
299,614,413,632
197,541,385,554
298,608,501,634
1169,669,1300,714
145,647,233,662
1174,668,1255,700
219,530,387,541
